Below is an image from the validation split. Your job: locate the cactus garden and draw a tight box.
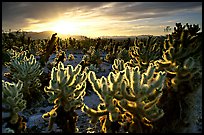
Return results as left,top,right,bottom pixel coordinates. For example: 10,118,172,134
2,21,202,133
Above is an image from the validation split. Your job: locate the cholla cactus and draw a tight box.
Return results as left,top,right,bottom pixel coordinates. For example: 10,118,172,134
5,51,43,107
112,59,138,74
129,36,161,71
156,23,202,91
112,59,126,73
84,64,99,73
170,57,201,93
162,34,200,66
40,33,59,66
161,23,201,69
53,51,67,67
117,48,131,62
153,57,202,133
28,39,37,56
152,23,202,133
82,54,89,62
43,62,87,133
105,53,114,63
68,53,75,61
83,70,125,133
2,80,27,133
2,49,18,66
119,63,166,133
82,48,87,54
105,44,118,64
85,46,102,66
82,62,166,133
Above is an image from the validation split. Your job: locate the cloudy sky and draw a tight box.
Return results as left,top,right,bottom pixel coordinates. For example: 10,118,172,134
2,2,202,38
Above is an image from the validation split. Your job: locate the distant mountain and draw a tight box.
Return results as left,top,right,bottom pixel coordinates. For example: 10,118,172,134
3,30,162,40
25,31,54,39
24,31,88,40
99,35,155,40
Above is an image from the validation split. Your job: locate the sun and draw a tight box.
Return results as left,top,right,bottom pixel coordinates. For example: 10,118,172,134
51,20,79,35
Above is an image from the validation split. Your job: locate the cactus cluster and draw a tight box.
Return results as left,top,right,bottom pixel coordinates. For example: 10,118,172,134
1,23,201,133
105,53,115,63
5,50,44,107
82,59,166,133
117,48,131,62
2,80,27,133
166,57,201,94
85,46,102,66
105,42,119,64
151,23,202,133
28,38,37,56
53,51,67,67
84,64,99,73
130,36,162,71
156,23,202,92
119,63,166,133
112,59,126,73
43,62,87,132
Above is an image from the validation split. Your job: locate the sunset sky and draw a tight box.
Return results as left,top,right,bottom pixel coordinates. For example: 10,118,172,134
2,2,202,38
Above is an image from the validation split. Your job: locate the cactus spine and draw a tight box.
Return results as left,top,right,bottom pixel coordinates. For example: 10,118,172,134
5,50,43,107
43,62,87,133
82,60,166,133
2,80,27,133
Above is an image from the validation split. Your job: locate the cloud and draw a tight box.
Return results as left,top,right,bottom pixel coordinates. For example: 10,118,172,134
98,2,202,20
2,2,202,36
25,18,41,24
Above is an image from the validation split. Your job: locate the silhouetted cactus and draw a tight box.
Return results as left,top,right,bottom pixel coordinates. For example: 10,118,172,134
40,33,59,66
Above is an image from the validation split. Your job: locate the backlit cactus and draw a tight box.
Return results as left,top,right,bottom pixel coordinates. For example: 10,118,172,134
81,46,102,68
53,51,67,67
162,33,200,66
83,70,125,133
112,59,126,73
117,48,131,62
5,50,44,107
43,62,87,132
152,23,202,133
118,63,166,133
2,80,27,132
105,42,119,64
130,36,162,71
82,62,166,133
67,53,75,61
170,57,201,93
156,23,202,91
